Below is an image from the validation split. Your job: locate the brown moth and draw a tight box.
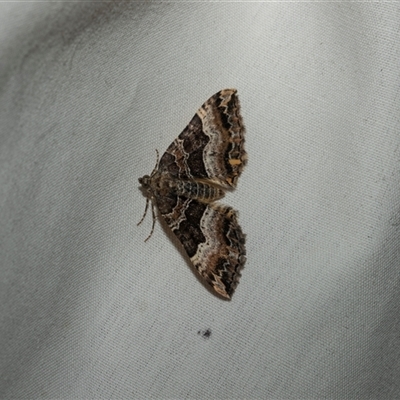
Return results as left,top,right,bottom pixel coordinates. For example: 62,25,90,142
138,89,247,299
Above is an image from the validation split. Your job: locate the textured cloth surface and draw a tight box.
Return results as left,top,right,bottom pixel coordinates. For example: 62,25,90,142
1,3,399,399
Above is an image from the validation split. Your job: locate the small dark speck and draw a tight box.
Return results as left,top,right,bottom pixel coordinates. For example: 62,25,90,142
198,329,211,339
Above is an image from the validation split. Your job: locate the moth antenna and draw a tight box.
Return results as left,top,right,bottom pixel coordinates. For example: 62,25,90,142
137,198,149,226
144,202,157,242
150,149,160,176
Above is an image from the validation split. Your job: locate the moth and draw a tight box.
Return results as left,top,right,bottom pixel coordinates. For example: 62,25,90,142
138,89,246,299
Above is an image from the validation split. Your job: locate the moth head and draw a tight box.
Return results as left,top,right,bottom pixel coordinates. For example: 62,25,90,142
138,175,151,189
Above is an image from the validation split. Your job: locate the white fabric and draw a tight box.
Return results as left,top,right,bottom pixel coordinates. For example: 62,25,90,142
1,2,399,398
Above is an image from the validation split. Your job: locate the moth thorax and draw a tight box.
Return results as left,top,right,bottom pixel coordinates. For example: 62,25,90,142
176,181,223,201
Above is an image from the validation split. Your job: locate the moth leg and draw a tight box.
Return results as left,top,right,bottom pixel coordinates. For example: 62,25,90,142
144,201,157,242
137,198,150,226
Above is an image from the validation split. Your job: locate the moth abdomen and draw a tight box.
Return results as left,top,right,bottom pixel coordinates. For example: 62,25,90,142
176,180,224,202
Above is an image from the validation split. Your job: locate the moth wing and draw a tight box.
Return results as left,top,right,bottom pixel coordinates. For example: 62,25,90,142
157,89,246,189
161,196,246,299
